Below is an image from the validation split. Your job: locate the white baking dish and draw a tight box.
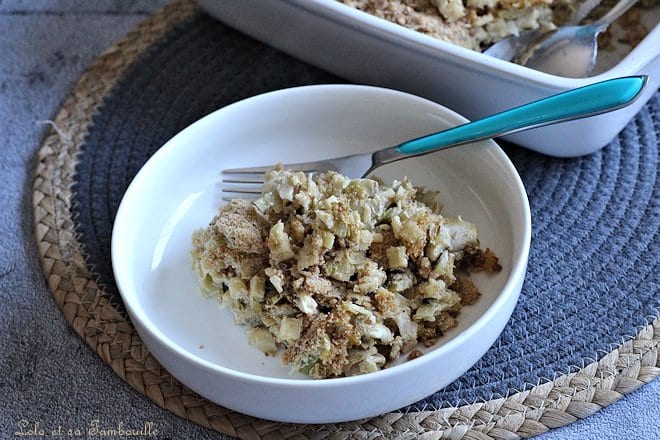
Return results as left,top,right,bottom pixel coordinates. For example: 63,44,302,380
196,0,659,157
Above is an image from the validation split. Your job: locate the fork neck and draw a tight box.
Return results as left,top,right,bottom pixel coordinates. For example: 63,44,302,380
371,145,409,167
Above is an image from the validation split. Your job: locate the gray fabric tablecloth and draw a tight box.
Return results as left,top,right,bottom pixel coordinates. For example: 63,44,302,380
1,1,657,438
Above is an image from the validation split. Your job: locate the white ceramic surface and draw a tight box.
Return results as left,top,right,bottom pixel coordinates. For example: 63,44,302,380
112,85,531,423
196,0,659,157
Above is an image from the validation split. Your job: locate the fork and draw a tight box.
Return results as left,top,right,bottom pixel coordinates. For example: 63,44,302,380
222,76,646,199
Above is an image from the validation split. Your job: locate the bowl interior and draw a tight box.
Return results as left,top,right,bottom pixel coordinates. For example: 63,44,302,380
112,85,528,380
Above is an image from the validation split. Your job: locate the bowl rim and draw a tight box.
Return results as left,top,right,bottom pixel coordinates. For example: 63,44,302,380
111,83,532,388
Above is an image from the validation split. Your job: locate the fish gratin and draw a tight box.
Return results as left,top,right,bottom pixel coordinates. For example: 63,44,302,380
192,167,501,378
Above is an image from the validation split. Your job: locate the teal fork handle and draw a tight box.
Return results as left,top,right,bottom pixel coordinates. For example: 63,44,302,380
396,76,647,155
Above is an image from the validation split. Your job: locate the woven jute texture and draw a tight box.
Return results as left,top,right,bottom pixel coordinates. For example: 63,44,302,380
32,0,659,438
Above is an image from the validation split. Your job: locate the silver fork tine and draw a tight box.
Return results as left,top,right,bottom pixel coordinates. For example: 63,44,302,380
222,166,270,174
222,188,262,194
223,161,322,175
220,167,266,199
222,178,264,184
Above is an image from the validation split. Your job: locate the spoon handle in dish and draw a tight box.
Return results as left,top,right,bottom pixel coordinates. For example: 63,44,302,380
395,76,647,156
592,0,638,28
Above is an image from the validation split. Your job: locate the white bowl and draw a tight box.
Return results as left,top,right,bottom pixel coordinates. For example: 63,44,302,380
196,0,659,157
112,85,531,423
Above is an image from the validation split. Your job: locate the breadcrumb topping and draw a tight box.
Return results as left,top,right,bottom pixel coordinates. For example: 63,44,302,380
192,167,501,378
338,0,576,51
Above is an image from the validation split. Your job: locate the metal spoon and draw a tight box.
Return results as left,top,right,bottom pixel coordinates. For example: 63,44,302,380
484,0,602,61
516,0,640,76
515,0,639,77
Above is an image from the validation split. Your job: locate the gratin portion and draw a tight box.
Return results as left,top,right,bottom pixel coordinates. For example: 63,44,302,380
338,0,577,51
192,168,500,378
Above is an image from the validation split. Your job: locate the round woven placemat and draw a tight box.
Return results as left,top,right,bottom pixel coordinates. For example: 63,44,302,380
33,0,659,438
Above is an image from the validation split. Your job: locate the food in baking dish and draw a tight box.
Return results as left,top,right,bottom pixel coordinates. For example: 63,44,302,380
337,0,578,51
338,0,657,55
